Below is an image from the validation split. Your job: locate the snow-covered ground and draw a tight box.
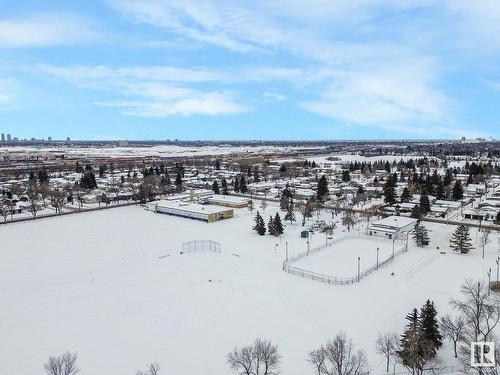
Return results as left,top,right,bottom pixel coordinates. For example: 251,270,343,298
1,203,499,375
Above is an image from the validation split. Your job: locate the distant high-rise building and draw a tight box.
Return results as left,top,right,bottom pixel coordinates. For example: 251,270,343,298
48,136,52,141
6,134,11,141
66,137,71,142
1,133,4,142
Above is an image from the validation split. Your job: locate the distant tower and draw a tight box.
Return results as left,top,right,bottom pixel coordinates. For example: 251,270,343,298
66,137,71,142
48,136,52,141
6,134,11,142
0,133,4,142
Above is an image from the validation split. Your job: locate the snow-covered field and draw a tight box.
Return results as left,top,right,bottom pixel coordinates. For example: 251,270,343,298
294,235,404,277
1,203,499,375
0,144,325,158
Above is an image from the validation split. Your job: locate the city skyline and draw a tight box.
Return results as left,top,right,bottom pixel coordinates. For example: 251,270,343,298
1,1,500,141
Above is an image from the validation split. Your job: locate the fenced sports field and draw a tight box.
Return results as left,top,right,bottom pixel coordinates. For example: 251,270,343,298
283,233,407,285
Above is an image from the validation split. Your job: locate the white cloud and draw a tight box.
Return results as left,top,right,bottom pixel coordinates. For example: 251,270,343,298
263,92,286,101
0,13,99,48
108,0,287,52
96,92,247,118
40,64,247,118
301,57,454,136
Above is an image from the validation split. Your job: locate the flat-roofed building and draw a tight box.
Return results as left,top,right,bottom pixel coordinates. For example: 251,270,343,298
206,195,250,208
148,200,234,223
368,216,417,239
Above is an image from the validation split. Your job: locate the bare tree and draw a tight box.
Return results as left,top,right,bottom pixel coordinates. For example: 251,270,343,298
25,182,41,218
297,200,313,226
451,279,500,373
308,332,369,375
227,338,280,375
49,189,67,214
440,314,465,358
376,332,399,373
44,352,79,375
308,346,326,375
136,362,160,375
0,198,11,222
38,183,51,207
480,229,491,258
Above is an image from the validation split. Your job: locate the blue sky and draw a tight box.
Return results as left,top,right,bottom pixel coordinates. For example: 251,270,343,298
0,0,499,141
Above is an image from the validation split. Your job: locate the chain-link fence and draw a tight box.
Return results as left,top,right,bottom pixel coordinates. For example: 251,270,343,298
283,234,407,285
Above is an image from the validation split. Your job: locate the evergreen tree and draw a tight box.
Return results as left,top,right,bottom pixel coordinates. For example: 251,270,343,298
452,181,463,201
419,300,442,357
215,159,221,170
401,187,412,203
496,211,500,224
80,170,97,190
317,175,329,199
284,198,296,224
212,180,220,194
419,192,431,215
98,164,107,178
413,220,430,247
38,168,49,184
280,193,290,210
341,170,350,182
221,178,228,195
274,212,284,235
234,177,240,192
449,225,473,254
252,211,266,235
383,178,397,204
435,182,445,200
268,216,277,236
398,309,433,373
29,171,36,183
443,169,453,186
175,171,183,192
240,176,247,193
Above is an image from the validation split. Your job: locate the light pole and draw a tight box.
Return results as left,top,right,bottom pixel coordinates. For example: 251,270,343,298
392,236,395,260
275,243,278,255
285,242,288,262
357,256,361,282
496,257,499,283
488,268,492,296
376,247,379,270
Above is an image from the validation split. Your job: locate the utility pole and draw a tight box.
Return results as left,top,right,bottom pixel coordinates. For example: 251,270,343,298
376,247,379,270
285,242,288,262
